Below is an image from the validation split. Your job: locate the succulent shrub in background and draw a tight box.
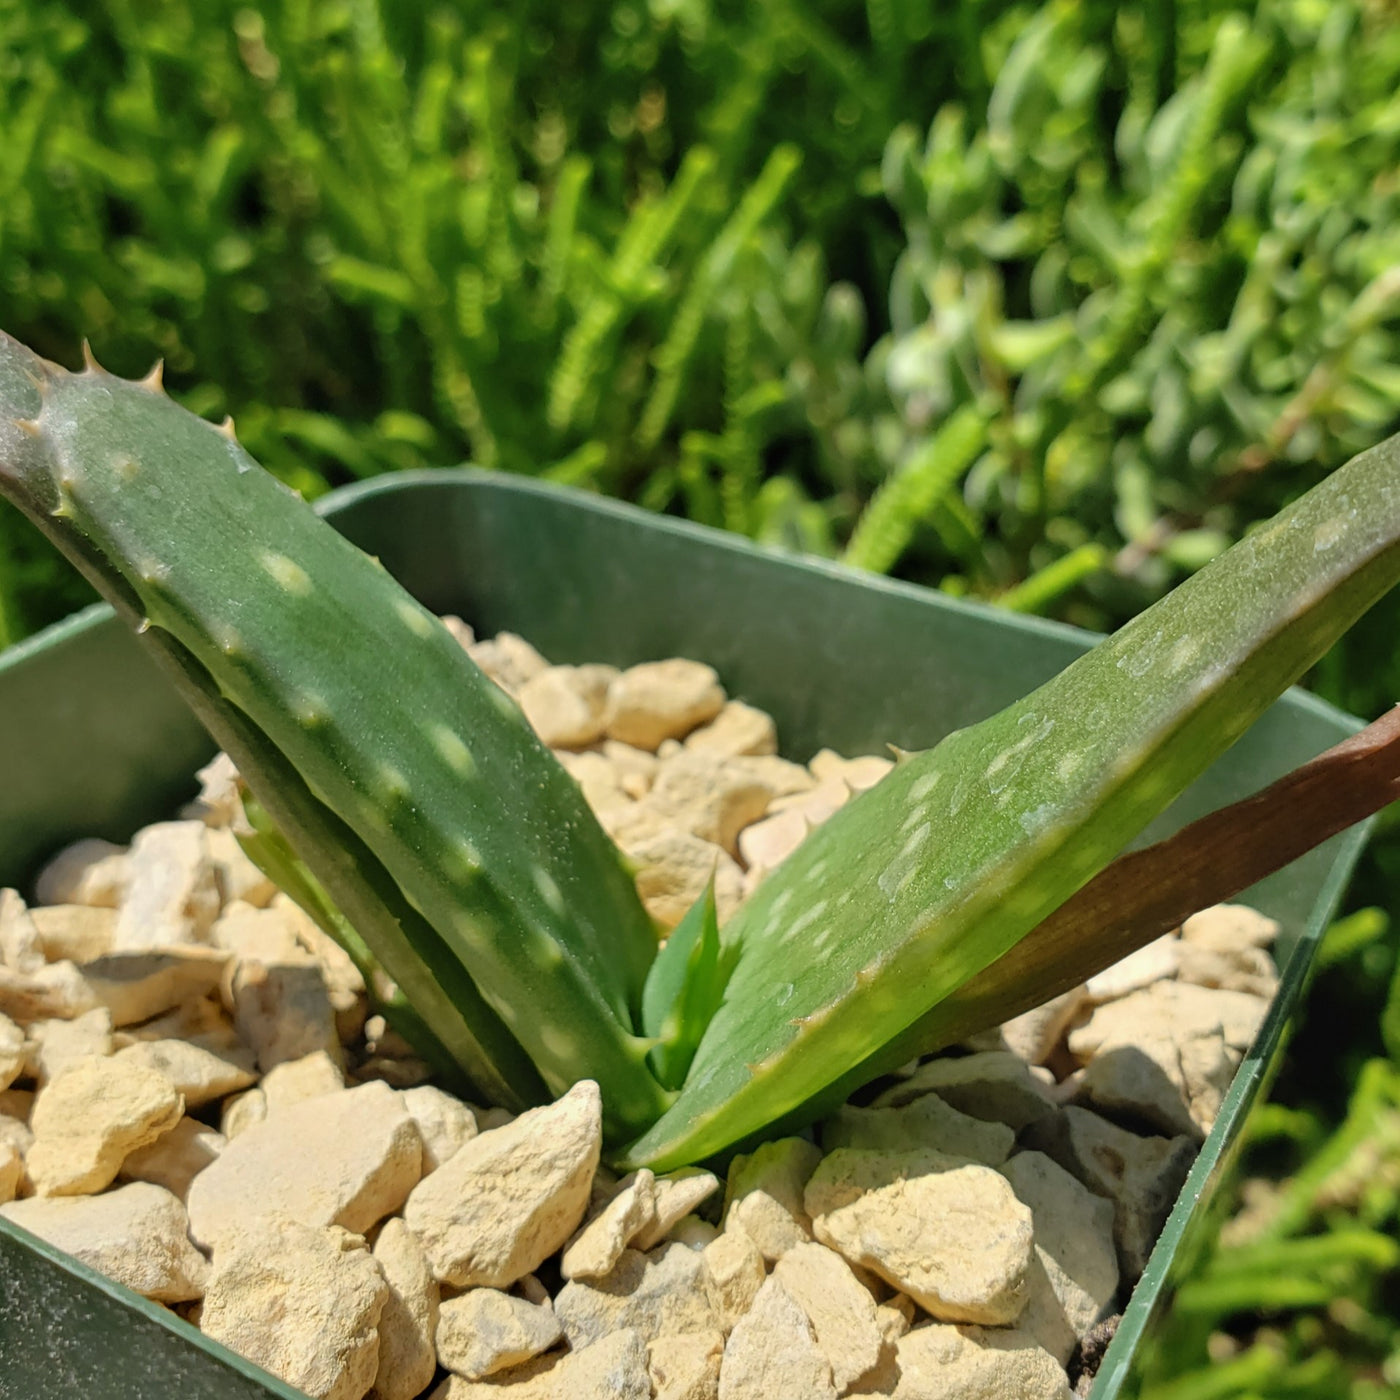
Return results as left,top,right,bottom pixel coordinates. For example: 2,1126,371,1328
0,0,928,638
8,0,1400,669
856,0,1400,636
3,327,1400,1171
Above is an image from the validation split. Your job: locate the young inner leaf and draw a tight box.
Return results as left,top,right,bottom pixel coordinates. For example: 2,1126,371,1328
640,879,734,1090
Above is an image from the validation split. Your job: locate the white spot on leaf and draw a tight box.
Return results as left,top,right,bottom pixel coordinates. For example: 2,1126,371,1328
486,683,522,720
395,598,435,638
1166,635,1202,675
910,770,942,802
261,552,312,595
1116,627,1164,679
430,725,475,776
787,899,830,939
1018,802,1057,836
1056,751,1086,783
533,867,566,917
986,715,1055,794
1314,518,1346,553
900,822,931,857
452,839,482,878
295,694,328,728
376,765,410,802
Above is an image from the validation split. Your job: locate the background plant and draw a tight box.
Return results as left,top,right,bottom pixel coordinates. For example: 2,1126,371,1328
1125,908,1400,1399
0,0,962,639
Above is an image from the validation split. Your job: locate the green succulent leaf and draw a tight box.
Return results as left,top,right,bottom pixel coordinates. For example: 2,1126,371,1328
0,331,671,1142
620,432,1400,1170
641,879,738,1092
786,703,1400,1134
137,610,549,1113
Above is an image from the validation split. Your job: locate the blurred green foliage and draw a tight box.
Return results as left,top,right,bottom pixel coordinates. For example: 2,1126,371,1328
4,0,1400,657
1134,908,1400,1398
860,0,1400,646
1,0,1399,1389
0,0,996,637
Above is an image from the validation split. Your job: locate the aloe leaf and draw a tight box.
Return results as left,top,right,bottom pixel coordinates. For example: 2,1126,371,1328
757,704,1400,1139
620,433,1400,1169
640,880,736,1091
0,331,670,1140
145,627,549,1112
915,704,1400,1054
0,337,543,1109
1,338,542,1110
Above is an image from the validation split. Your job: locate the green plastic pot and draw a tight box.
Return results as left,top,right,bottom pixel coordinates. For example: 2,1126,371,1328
0,471,1371,1399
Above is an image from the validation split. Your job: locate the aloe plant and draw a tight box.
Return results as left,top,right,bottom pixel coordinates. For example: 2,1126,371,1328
2,327,1399,1169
